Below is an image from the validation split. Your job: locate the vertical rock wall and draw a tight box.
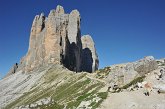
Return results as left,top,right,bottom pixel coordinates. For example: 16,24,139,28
13,5,99,73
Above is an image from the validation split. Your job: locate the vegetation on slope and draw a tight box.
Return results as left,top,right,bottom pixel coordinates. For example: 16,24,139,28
4,66,106,109
96,67,111,79
121,76,145,89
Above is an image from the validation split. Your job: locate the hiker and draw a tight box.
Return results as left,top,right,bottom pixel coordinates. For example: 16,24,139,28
144,82,152,96
159,69,163,78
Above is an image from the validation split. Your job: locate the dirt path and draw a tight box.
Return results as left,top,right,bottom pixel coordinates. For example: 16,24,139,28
99,89,165,109
86,74,106,83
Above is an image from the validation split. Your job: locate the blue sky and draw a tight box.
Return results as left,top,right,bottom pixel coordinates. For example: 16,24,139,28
0,0,165,78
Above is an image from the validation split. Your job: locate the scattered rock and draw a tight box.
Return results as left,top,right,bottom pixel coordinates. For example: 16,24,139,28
30,103,37,108
16,97,53,109
41,97,52,105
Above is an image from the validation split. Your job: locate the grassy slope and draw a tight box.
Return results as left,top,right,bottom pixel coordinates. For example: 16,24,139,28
4,66,106,109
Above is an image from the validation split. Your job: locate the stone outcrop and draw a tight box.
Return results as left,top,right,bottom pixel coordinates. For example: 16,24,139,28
107,56,158,88
134,56,158,75
12,5,98,73
15,97,54,109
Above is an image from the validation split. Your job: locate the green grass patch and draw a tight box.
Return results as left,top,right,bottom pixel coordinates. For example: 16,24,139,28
77,93,91,101
53,78,91,102
4,88,38,109
121,76,145,89
67,100,81,109
161,63,165,66
66,82,104,108
92,99,103,109
4,69,105,109
89,99,104,109
96,67,111,79
88,92,108,109
97,92,108,99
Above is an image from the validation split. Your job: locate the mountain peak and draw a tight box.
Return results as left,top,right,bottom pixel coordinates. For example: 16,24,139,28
55,5,64,14
8,5,99,74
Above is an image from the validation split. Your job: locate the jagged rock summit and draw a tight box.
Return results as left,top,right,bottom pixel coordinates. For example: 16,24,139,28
14,5,98,73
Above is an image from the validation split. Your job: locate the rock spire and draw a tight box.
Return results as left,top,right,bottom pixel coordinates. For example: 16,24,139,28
14,5,99,73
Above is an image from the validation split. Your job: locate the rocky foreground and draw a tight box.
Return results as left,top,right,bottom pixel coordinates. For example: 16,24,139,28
0,65,106,109
0,56,165,109
98,56,165,109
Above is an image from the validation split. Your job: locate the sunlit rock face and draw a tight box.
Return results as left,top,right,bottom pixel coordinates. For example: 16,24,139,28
14,5,99,73
81,35,99,73
133,56,158,75
106,56,158,87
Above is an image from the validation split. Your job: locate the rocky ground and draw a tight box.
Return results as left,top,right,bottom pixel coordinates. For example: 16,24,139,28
100,89,165,109
98,57,165,109
0,65,107,109
0,57,165,109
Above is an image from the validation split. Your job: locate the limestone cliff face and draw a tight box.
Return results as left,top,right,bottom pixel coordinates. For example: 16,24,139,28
81,35,99,72
16,5,98,73
106,56,158,87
